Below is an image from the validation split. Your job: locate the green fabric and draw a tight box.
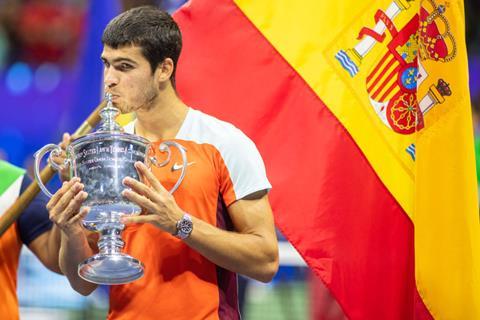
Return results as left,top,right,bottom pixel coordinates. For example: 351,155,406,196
0,160,25,195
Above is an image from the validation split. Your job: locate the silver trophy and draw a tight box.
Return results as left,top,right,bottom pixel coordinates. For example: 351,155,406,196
34,93,187,285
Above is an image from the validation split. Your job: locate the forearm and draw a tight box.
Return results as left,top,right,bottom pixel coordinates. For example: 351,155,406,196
184,217,278,282
59,230,98,295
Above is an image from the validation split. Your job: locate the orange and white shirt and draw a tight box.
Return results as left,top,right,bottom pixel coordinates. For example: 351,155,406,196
108,108,271,320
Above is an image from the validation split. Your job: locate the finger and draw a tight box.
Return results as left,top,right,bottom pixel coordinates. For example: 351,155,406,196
47,180,68,211
68,205,90,225
60,132,71,149
135,161,148,184
51,152,68,172
46,177,80,211
134,161,166,193
122,176,158,200
121,214,157,225
122,189,157,213
52,182,85,216
61,191,88,223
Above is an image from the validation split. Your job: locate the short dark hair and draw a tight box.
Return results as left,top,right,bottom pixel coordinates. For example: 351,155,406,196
102,6,182,87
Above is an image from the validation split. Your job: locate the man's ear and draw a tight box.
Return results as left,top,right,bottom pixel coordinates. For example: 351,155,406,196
156,58,174,83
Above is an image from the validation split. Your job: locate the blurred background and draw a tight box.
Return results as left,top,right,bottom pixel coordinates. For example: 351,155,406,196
0,0,478,319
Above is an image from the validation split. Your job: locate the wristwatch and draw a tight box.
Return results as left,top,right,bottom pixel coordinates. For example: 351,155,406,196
175,213,193,240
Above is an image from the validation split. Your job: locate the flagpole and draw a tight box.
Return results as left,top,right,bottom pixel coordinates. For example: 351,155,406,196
0,101,106,237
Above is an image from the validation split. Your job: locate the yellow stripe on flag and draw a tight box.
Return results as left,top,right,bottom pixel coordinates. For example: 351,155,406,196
235,0,480,318
414,0,480,318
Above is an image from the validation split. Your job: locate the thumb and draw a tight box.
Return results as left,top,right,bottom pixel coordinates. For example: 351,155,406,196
60,132,71,148
63,132,71,142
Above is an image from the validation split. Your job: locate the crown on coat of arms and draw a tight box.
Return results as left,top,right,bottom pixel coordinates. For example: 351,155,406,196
417,0,456,63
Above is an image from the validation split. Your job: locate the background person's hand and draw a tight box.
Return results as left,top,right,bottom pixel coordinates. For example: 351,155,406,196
50,132,73,182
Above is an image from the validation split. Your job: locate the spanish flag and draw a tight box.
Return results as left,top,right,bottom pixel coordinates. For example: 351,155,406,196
174,0,480,318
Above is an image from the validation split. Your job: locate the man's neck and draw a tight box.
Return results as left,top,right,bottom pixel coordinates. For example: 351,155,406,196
134,86,189,141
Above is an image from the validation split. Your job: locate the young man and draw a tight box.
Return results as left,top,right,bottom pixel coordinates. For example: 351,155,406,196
48,6,279,319
0,160,61,318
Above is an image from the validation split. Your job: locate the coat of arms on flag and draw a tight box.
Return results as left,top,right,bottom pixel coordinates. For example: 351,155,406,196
336,0,456,137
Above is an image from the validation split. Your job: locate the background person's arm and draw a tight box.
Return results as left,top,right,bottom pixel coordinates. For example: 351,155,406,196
28,226,62,274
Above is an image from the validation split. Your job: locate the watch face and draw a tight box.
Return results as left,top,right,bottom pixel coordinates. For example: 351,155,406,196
179,219,193,235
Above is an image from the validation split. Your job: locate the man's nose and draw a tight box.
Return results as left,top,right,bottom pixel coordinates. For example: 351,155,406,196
104,68,119,88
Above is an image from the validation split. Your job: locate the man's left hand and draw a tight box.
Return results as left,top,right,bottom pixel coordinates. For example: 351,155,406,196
121,161,183,234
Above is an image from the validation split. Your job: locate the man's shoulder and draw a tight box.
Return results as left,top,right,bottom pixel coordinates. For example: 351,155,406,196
180,108,251,146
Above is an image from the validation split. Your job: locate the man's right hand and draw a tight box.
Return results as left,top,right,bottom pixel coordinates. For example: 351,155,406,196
47,177,89,235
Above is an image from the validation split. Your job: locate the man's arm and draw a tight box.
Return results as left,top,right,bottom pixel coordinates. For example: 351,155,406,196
122,162,279,282
184,194,279,282
47,178,98,295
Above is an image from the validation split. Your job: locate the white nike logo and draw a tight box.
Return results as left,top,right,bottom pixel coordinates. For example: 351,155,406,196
171,161,195,171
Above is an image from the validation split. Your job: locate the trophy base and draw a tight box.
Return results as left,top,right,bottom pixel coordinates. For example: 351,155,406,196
78,253,144,285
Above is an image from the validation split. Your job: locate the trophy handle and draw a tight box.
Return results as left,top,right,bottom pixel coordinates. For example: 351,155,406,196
33,143,67,198
147,141,187,194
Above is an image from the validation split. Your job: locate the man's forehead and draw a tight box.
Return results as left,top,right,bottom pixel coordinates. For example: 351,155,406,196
101,45,144,60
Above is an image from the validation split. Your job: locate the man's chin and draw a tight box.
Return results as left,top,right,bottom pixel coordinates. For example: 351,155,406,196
114,104,131,114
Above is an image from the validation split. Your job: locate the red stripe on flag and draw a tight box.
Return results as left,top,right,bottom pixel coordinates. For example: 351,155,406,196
379,83,400,103
367,55,396,93
372,65,400,101
174,1,433,319
366,52,389,83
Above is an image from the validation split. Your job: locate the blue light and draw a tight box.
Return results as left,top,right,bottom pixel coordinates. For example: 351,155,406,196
34,63,62,93
6,62,32,95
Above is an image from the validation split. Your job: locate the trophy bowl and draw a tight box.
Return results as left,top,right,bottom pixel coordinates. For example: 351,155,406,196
70,133,148,230
34,94,187,285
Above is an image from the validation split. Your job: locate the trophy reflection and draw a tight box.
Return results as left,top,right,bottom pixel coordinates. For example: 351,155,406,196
34,93,187,284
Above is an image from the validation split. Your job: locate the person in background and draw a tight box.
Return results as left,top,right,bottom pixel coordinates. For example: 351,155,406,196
0,160,62,319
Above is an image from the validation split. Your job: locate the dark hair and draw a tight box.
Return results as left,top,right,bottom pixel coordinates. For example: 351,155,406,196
102,6,182,87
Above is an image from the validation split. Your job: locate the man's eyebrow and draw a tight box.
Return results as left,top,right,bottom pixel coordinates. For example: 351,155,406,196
101,56,137,65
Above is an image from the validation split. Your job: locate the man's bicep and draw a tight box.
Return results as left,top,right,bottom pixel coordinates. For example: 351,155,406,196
227,194,276,236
